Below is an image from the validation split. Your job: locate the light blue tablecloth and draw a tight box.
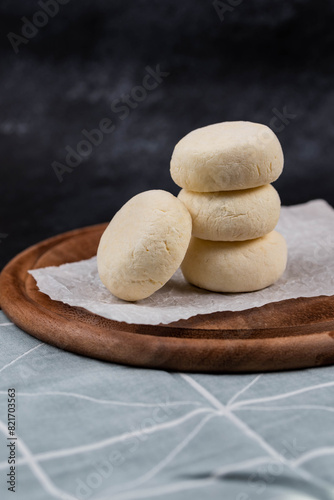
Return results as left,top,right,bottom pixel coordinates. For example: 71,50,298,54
1,310,334,500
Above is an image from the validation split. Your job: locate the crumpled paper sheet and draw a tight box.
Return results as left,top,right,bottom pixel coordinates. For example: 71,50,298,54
29,200,334,325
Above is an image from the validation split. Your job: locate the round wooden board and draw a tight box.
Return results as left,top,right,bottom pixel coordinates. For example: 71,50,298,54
1,224,334,373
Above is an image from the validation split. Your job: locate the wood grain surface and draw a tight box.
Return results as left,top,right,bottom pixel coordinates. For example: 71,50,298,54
0,224,334,373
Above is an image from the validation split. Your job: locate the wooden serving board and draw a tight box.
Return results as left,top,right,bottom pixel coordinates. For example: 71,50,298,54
1,224,334,373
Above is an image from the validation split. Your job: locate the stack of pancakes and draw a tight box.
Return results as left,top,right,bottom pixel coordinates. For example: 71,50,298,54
171,121,287,293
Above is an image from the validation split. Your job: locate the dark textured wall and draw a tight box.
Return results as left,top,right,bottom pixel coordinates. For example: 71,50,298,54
1,0,334,269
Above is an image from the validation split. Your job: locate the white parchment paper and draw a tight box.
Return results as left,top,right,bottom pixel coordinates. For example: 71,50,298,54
29,200,334,325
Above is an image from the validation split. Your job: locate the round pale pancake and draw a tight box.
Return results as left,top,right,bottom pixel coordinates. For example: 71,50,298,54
171,121,284,192
97,190,192,301
178,184,281,241
181,231,287,293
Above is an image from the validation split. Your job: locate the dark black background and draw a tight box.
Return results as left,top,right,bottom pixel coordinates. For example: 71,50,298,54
1,0,334,270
